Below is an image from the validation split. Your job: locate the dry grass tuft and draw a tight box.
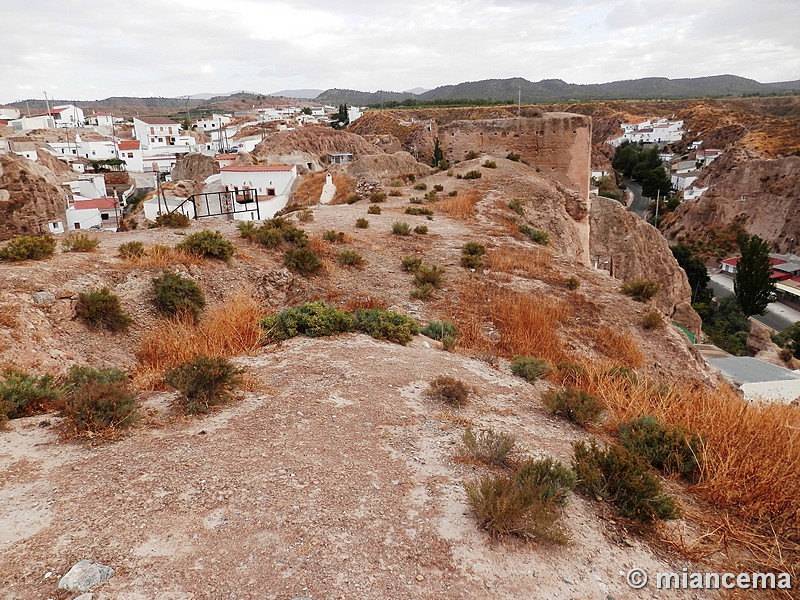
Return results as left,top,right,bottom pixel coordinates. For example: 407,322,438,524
341,295,388,311
437,190,482,220
292,172,355,206
452,282,572,365
135,293,264,388
581,324,644,368
486,246,553,280
0,305,18,328
118,245,203,269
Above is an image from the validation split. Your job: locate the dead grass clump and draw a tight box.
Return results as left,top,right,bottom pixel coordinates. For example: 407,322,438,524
582,325,644,368
120,245,203,269
437,190,482,220
292,172,355,206
0,305,18,328
135,293,263,388
427,375,470,407
461,426,516,467
485,246,553,279
340,295,388,311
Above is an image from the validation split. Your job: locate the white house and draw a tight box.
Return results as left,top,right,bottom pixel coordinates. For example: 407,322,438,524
9,141,38,161
51,104,85,127
65,175,108,200
215,153,239,168
194,113,232,131
11,115,55,131
66,197,120,231
0,107,20,124
133,116,183,149
683,185,709,200
609,117,684,146
88,113,115,127
695,149,722,166
142,154,180,173
117,140,143,172
220,164,297,221
671,171,700,191
347,106,364,122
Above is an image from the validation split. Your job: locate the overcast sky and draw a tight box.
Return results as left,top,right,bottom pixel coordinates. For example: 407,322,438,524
1,0,798,103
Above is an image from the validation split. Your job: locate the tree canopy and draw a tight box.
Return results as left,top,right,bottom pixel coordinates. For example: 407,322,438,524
671,245,711,303
612,141,672,199
734,233,775,316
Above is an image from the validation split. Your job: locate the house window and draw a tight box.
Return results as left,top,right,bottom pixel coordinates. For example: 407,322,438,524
158,138,164,143
168,127,173,134
100,213,110,221
266,188,276,197
150,127,155,134
74,223,81,230
740,194,748,201
127,152,134,158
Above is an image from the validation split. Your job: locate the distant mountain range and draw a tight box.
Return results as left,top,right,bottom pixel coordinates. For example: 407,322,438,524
269,89,323,99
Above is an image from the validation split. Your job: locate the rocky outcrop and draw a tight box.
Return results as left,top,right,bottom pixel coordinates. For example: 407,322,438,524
346,152,433,181
663,153,800,253
590,195,702,334
171,152,219,182
0,154,66,240
253,127,383,171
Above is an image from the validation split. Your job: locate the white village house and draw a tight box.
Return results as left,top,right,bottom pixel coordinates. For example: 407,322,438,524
132,116,186,150
10,114,55,131
219,164,297,221
51,104,85,128
117,140,143,172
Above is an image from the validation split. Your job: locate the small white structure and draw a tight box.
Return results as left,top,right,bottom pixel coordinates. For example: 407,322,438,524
9,141,38,161
215,153,239,168
609,117,684,146
671,171,700,191
133,117,182,149
683,185,709,200
65,175,108,200
47,220,65,234
328,152,353,165
195,113,232,131
347,106,364,122
51,104,85,127
0,107,21,123
142,196,196,221
695,149,722,166
220,164,297,220
88,113,115,127
66,197,120,231
319,172,336,204
11,115,55,131
117,140,143,172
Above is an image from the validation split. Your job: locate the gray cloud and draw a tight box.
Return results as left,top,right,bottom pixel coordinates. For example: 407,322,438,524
1,0,797,103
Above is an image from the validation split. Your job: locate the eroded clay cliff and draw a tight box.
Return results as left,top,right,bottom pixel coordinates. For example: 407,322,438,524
0,155,66,240
171,152,220,182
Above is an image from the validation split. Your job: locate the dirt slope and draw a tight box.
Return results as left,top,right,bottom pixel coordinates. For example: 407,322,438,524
0,155,66,241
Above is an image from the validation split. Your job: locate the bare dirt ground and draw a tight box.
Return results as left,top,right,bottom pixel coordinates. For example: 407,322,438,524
0,159,723,599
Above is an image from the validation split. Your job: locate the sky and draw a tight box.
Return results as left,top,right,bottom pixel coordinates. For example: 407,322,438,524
1,0,798,103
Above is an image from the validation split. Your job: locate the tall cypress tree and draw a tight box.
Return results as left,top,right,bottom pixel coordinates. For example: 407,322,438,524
734,233,775,316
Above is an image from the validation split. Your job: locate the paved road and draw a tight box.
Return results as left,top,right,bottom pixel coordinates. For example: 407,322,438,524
624,178,649,218
709,274,799,331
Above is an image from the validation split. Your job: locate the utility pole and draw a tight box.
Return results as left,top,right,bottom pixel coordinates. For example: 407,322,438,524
43,91,52,118
654,189,660,229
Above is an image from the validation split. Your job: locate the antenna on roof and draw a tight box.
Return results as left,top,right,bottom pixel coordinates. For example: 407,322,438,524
43,91,52,117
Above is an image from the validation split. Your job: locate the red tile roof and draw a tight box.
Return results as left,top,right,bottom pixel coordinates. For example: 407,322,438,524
220,165,295,172
117,140,140,150
135,117,179,125
73,198,118,210
215,154,239,160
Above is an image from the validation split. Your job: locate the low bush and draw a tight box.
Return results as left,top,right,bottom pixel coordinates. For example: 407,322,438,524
155,212,191,228
153,271,206,322
572,440,679,523
413,182,428,190
284,247,323,276
322,230,346,243
461,242,486,269
618,415,703,480
463,170,482,179
75,287,132,331
0,235,56,262
61,232,100,252
409,197,423,204
421,320,458,342
346,194,361,204
465,457,574,541
565,276,580,290
118,241,145,259
297,209,314,223
448,190,458,196
389,179,404,187
392,221,411,236
405,207,434,216
482,160,497,169
506,152,521,162
60,366,139,434
621,279,660,302
367,205,382,215
519,225,550,245
424,190,438,201
401,256,422,272
410,284,435,300
413,264,445,288
355,217,369,229
465,150,480,160
177,230,234,261
508,199,524,216
353,308,419,345
0,368,61,421
543,387,603,426
427,375,470,407
260,301,353,342
462,426,514,465
641,309,664,329
369,190,387,203
413,225,428,235
237,221,257,239
388,188,402,197
433,184,444,192
338,249,364,268
165,355,240,415
510,356,550,382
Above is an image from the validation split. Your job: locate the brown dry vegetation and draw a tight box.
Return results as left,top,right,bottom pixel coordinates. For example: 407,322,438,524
485,246,554,280
436,190,483,220
291,171,355,206
116,245,203,269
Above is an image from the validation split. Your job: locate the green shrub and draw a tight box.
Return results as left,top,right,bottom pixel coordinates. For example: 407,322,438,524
392,221,411,236
61,232,100,252
510,356,551,382
448,190,458,196
322,230,346,243
177,230,234,261
60,365,138,433
153,271,206,322
506,152,521,162
427,375,470,407
297,209,314,223
421,320,458,341
0,368,61,421
565,276,580,290
433,184,444,192
118,241,145,259
508,199,524,216
462,426,514,465
237,221,257,239
482,160,497,169
405,207,434,216
260,301,352,342
641,309,663,329
75,287,132,331
409,196,423,204
367,205,382,215
401,256,422,272
618,416,703,480
355,217,369,229
572,441,679,523
369,190,387,203
622,279,660,302
353,308,419,345
519,225,550,245
389,179,404,187
155,212,191,228
413,264,444,288
463,170,482,179
461,242,486,269
465,151,480,160
388,188,402,197
284,247,323,276
515,457,577,506
346,194,361,204
424,190,438,201
413,182,428,190
0,235,56,262
543,387,603,426
413,225,428,235
338,249,364,268
410,284,435,300
165,355,240,415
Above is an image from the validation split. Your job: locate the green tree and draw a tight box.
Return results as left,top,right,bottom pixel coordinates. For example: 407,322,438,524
331,104,349,130
301,107,312,115
671,245,711,303
734,233,775,316
640,166,672,199
432,137,443,168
